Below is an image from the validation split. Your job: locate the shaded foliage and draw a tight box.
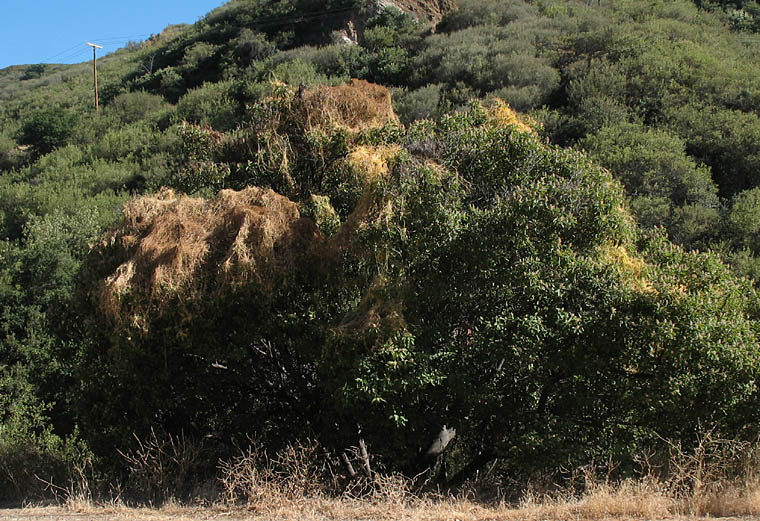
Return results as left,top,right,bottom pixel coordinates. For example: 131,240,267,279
74,96,760,489
18,107,79,157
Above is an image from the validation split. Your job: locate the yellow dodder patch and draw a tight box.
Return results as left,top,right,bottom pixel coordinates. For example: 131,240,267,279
299,79,399,133
486,99,538,134
597,243,656,294
345,145,400,183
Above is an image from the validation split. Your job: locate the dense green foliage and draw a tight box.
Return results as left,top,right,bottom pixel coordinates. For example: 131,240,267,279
2,0,760,502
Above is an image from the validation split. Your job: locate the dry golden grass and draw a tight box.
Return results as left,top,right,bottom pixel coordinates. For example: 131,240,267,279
40,429,746,521
208,437,760,520
10,481,759,521
219,474,758,519
12,449,760,520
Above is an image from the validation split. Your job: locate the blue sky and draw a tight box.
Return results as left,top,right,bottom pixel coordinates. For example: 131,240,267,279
0,1,227,69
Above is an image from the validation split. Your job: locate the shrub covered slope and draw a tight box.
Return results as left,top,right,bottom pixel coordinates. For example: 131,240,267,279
2,0,760,503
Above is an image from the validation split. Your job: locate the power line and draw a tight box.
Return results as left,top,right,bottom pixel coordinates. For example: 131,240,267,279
89,34,153,42
54,48,92,63
38,33,154,64
41,41,87,63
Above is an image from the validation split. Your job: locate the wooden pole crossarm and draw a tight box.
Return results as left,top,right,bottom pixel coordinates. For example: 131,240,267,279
86,42,103,49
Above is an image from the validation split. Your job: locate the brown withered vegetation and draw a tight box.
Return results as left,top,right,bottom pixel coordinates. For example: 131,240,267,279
91,81,548,339
255,79,398,136
297,79,399,133
92,81,409,334
96,186,323,331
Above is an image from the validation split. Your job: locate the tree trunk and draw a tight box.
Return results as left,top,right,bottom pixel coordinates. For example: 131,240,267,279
446,450,497,488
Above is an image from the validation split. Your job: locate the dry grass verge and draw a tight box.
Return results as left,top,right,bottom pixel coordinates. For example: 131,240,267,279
7,489,758,521
23,415,759,519
203,434,760,520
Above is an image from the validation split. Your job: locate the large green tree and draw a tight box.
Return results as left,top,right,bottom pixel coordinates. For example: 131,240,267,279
77,97,760,484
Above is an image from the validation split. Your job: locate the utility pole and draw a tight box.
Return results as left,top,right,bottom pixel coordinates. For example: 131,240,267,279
86,42,103,112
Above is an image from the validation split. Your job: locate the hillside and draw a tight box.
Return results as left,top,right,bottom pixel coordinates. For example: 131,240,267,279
2,0,760,511
389,0,457,22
